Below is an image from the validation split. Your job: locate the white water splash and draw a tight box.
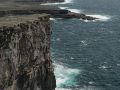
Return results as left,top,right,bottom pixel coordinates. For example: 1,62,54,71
67,9,82,13
54,63,80,88
50,18,56,21
99,65,108,69
87,14,111,21
59,7,69,9
80,40,88,46
65,0,73,4
83,20,90,22
41,0,73,5
59,7,82,14
56,38,61,41
56,88,72,90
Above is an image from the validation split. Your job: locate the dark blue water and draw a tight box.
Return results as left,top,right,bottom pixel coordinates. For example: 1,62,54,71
49,0,120,90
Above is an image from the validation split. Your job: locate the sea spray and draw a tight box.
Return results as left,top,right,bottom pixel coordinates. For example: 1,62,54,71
87,14,111,21
59,7,69,9
67,9,82,13
54,63,80,88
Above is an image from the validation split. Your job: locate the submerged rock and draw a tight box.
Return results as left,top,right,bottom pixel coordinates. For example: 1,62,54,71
0,14,56,90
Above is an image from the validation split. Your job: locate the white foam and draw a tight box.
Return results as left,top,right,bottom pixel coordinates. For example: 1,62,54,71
87,14,111,21
41,0,72,5
50,18,56,21
54,63,80,88
67,9,82,13
70,57,74,60
117,64,120,66
88,81,94,85
59,7,82,14
59,7,69,9
80,40,88,46
83,20,89,22
99,65,108,69
56,88,72,90
56,38,61,41
65,0,73,4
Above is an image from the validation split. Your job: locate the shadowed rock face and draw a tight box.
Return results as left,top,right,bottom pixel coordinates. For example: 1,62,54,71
0,14,56,90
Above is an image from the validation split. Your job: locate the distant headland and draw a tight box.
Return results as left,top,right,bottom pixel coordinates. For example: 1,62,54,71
0,1,98,20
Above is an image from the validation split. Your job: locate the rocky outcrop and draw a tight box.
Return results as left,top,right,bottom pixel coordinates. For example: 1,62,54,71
0,14,56,90
0,9,97,20
52,11,98,20
0,2,98,20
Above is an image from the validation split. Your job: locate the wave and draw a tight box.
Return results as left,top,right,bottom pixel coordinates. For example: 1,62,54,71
59,7,69,9
59,6,82,13
56,88,72,90
80,40,88,46
58,7,110,22
65,0,73,4
54,62,101,90
54,62,80,88
86,14,111,21
67,9,82,13
40,0,72,5
50,18,56,21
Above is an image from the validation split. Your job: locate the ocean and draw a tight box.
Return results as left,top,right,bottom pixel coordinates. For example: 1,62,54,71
44,0,120,90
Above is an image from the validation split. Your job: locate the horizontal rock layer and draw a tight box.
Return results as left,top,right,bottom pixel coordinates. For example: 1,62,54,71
0,14,56,90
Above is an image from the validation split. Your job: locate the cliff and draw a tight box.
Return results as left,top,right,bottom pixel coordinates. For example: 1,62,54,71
0,14,56,90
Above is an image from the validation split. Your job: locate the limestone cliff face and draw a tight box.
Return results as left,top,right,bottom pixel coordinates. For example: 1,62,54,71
0,14,56,90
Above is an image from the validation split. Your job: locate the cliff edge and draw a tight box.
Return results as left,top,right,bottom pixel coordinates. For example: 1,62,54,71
0,14,56,90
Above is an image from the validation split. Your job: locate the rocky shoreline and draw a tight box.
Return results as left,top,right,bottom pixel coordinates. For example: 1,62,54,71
0,1,98,20
0,9,97,20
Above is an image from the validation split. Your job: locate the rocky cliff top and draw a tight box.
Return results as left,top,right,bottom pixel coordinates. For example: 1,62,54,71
0,14,49,26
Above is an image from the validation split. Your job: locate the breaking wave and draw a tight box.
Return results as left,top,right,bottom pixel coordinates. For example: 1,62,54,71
59,7,69,9
59,6,82,14
50,18,56,21
54,62,80,89
59,7,111,22
67,9,82,13
86,14,111,21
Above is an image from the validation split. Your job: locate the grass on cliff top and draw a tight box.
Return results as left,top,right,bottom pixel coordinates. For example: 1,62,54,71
0,2,59,11
0,14,49,27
